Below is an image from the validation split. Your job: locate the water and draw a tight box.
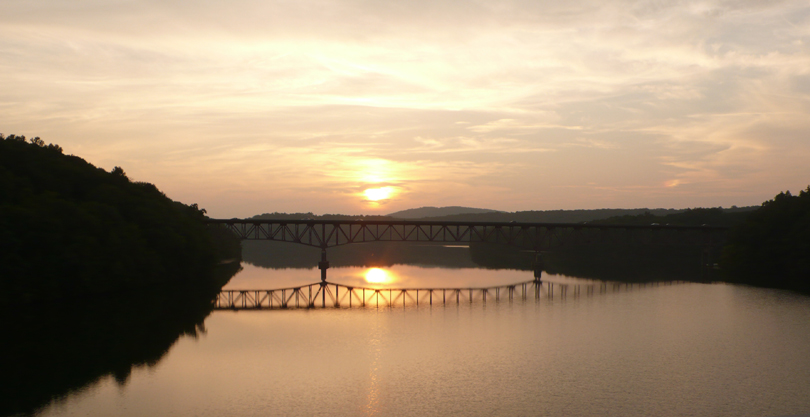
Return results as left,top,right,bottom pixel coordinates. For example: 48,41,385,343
27,264,810,417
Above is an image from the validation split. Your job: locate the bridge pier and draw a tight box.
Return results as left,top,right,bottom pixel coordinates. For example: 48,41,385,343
318,249,330,282
532,252,544,281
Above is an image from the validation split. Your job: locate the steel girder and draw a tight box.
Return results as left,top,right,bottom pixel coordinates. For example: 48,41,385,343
205,219,728,250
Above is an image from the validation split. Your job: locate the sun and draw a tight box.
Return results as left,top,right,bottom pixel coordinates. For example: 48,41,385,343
363,186,396,201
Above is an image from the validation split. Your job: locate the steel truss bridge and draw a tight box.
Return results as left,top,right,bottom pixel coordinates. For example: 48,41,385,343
206,218,727,283
216,279,682,310
206,219,727,251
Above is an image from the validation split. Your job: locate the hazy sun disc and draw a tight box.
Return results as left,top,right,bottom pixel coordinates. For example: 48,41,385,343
365,268,392,284
363,186,395,201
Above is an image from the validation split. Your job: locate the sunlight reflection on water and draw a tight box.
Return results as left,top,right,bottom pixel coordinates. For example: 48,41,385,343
364,268,393,285
223,263,600,291
36,281,810,417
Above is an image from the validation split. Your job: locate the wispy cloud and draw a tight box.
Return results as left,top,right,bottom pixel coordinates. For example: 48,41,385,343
2,0,809,215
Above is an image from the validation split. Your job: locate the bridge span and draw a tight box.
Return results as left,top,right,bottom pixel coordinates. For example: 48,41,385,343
206,218,727,250
216,279,683,310
206,218,728,281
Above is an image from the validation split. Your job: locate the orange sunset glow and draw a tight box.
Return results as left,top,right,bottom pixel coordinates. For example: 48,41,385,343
2,1,809,217
363,187,396,202
4,2,810,417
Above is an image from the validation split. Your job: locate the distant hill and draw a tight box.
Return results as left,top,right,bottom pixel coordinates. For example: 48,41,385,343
251,212,394,221
250,206,758,224
416,208,679,223
414,207,758,223
387,206,503,219
597,207,758,227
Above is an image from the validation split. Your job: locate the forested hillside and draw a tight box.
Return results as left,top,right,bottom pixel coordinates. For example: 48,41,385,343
596,206,757,227
0,134,241,303
722,188,810,293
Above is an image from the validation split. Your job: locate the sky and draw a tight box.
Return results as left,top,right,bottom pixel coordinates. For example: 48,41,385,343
2,0,810,218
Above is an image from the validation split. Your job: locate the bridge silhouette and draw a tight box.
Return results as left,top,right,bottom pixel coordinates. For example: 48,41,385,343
215,279,683,310
207,218,728,281
206,218,727,250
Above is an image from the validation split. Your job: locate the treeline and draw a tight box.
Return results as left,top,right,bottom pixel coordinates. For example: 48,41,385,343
0,134,241,304
596,206,756,227
721,188,810,293
249,207,758,225
406,207,758,223
591,187,810,293
462,190,810,292
467,242,712,282
416,208,685,223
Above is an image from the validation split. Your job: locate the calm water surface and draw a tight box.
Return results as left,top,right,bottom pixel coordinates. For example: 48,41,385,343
38,264,810,417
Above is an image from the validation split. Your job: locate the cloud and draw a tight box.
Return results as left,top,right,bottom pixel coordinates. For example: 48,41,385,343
2,0,809,215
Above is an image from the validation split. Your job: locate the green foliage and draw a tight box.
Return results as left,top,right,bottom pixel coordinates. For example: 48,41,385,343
0,135,240,303
721,187,810,293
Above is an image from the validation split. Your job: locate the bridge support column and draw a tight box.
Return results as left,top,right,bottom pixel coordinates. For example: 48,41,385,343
532,252,544,281
318,249,330,282
701,249,713,281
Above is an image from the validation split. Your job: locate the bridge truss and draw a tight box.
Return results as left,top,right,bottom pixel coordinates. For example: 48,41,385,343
206,219,727,251
215,280,683,310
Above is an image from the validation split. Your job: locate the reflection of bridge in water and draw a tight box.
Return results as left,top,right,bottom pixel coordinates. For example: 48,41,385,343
215,280,683,310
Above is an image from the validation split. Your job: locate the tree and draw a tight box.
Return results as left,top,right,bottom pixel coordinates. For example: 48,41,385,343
721,186,810,293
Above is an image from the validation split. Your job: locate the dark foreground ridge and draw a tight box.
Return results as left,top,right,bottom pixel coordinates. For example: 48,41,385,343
721,187,810,293
0,134,244,416
0,134,241,304
0,263,242,417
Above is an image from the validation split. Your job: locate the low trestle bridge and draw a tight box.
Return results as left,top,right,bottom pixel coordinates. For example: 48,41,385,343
215,280,682,310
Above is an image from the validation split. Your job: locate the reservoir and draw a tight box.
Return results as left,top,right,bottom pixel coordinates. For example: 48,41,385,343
27,257,810,417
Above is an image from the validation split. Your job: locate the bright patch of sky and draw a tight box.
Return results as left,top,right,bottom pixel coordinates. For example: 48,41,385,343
2,0,809,217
